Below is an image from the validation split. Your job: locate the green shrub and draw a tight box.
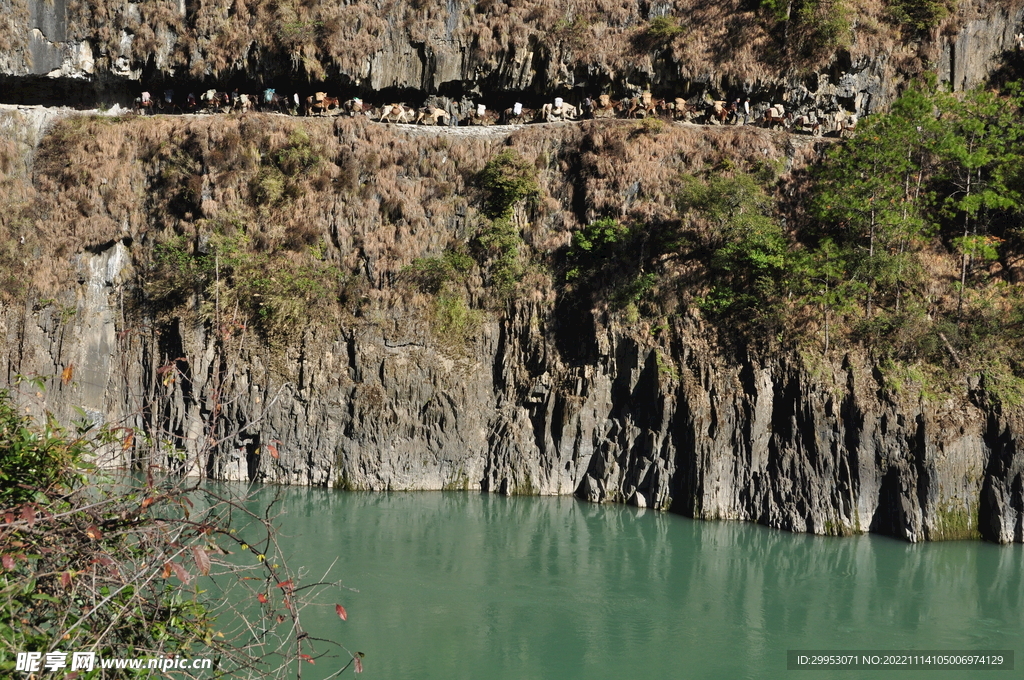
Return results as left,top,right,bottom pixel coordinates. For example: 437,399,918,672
405,250,474,294
479,150,539,219
647,16,683,41
886,0,951,32
565,218,630,281
475,218,524,297
433,292,483,345
0,388,92,509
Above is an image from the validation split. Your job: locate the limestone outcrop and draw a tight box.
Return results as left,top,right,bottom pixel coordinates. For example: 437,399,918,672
1,109,1022,543
1,0,1023,119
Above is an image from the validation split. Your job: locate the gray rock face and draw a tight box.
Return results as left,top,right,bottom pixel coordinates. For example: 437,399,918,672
937,4,1024,91
1,0,1022,119
1,0,94,78
3,238,1022,544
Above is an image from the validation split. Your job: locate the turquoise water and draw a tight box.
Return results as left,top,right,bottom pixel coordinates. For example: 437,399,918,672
226,487,1022,679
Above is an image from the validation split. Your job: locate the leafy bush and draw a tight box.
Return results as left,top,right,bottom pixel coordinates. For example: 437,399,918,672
678,172,792,315
566,218,630,281
405,250,474,295
0,388,358,677
475,218,524,297
0,388,92,509
796,0,852,55
647,16,683,41
479,150,539,219
886,0,951,32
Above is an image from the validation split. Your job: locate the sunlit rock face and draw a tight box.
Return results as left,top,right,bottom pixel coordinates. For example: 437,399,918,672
1,0,1023,116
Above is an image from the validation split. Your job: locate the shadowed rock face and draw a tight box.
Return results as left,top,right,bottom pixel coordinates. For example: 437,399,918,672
5,244,1022,544
1,0,1023,117
1,108,1022,544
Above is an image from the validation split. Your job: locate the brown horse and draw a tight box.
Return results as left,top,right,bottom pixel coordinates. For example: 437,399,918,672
707,100,730,125
500,105,533,124
261,91,290,113
133,95,155,115
669,98,695,121
343,98,365,116
201,90,230,113
792,114,821,135
760,106,791,130
306,95,340,116
593,94,619,119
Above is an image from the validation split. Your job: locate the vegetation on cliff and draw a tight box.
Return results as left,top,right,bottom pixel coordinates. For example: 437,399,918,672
0,385,359,675
37,0,998,89
3,81,1023,392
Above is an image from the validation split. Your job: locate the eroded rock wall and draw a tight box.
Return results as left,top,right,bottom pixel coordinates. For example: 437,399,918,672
1,0,1023,118
1,110,1023,543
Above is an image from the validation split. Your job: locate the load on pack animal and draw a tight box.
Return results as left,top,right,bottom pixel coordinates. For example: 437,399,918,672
541,98,578,122
306,93,340,116
379,103,414,123
415,106,450,125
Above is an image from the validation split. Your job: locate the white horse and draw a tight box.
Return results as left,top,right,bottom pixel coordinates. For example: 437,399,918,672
541,101,578,122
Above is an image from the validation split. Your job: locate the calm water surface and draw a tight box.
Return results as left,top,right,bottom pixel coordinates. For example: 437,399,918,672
227,487,1022,680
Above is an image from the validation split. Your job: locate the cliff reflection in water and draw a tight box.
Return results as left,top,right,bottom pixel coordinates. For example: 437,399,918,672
240,486,1023,679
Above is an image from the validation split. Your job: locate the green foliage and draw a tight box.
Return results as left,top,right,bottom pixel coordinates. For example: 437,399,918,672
405,249,474,295
678,172,792,315
548,16,592,51
634,117,665,135
758,0,790,21
149,232,345,336
566,218,630,281
479,150,539,219
886,0,951,32
251,129,322,207
251,167,288,206
0,389,354,676
475,218,524,297
432,292,483,345
0,390,91,509
756,0,851,56
645,16,683,43
270,129,321,176
810,87,936,316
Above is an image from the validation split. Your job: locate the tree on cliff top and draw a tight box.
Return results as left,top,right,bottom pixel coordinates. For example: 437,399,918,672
0,384,362,677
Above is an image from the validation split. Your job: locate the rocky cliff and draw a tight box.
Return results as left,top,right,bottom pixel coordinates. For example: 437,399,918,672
1,106,1022,544
1,0,1024,119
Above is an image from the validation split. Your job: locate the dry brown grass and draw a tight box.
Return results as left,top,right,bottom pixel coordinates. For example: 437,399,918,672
0,0,29,54
13,112,814,313
54,0,1020,87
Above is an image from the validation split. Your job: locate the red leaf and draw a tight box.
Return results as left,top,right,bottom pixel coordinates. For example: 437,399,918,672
20,505,35,526
275,580,294,592
122,432,134,451
1,555,15,569
141,496,155,509
335,604,348,621
4,511,14,524
298,654,314,665
61,571,73,588
61,363,74,385
169,561,191,584
354,656,363,673
267,443,279,460
192,547,211,576
257,593,268,604
85,525,103,540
